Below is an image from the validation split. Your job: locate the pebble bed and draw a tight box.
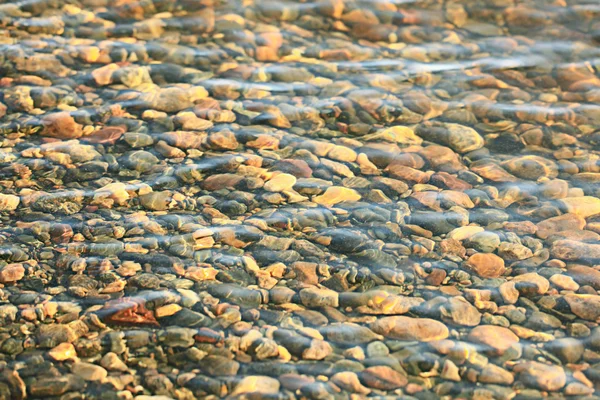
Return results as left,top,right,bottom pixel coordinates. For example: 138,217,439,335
1,0,600,399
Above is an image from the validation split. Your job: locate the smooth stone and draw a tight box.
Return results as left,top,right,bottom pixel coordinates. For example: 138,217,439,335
72,362,108,381
558,196,600,218
231,376,280,395
371,316,449,342
264,173,297,192
514,361,566,392
464,253,506,278
467,325,519,355
360,366,407,390
313,186,361,206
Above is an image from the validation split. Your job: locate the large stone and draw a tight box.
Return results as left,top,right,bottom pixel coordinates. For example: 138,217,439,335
566,265,600,289
313,186,361,206
0,194,20,211
0,263,24,283
72,362,108,381
536,213,585,239
360,366,407,390
551,240,600,261
264,173,297,192
439,297,481,326
502,155,558,180
514,361,566,392
467,325,519,355
416,122,484,153
371,316,449,342
231,376,280,396
464,253,506,278
558,196,600,218
41,112,83,139
563,294,600,321
511,272,550,295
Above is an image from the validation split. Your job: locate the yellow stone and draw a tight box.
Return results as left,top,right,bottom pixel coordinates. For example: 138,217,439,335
49,343,77,361
558,196,600,218
185,267,218,282
448,226,484,241
155,304,182,318
313,186,361,206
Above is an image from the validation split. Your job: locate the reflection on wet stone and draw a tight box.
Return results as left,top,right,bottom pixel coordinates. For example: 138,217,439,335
0,0,599,398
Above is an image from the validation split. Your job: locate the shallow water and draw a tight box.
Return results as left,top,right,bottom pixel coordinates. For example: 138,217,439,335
1,0,600,399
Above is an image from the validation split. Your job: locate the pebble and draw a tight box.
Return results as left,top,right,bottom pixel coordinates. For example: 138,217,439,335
0,1,599,398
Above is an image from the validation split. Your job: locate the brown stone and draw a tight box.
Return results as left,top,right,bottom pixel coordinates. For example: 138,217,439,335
558,197,600,218
313,186,361,206
273,159,313,178
563,294,600,321
208,130,238,150
292,262,318,285
537,213,586,239
0,263,25,283
430,172,472,190
385,164,430,184
371,316,449,341
502,155,558,180
83,126,126,145
361,366,407,390
514,361,566,392
41,112,83,140
161,131,205,149
470,160,518,182
468,325,519,355
464,253,506,278
566,265,600,289
551,240,600,261
202,174,244,191
419,145,465,173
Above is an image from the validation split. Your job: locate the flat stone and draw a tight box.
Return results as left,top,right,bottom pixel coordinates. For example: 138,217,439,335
360,366,407,390
558,197,600,218
72,362,108,381
479,364,514,385
313,186,361,206
448,226,484,241
100,352,129,372
536,213,585,239
563,294,600,321
371,316,449,342
300,288,339,308
514,361,566,392
231,376,280,396
551,240,600,261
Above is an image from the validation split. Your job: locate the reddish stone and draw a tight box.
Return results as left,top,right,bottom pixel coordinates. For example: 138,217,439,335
361,366,407,390
83,126,126,145
273,159,313,178
100,298,159,327
41,112,83,140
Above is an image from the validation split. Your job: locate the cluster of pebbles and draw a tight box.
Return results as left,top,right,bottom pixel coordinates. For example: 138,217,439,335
1,0,600,398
